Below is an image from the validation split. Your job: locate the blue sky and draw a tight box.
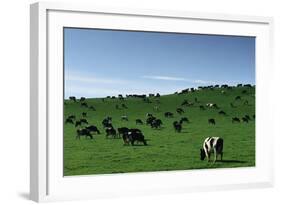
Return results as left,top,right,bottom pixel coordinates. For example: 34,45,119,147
64,28,255,98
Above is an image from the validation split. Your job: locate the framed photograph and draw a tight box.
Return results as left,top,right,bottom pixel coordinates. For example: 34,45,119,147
30,2,274,202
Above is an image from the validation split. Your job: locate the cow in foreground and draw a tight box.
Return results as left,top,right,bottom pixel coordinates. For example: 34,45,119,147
200,137,224,162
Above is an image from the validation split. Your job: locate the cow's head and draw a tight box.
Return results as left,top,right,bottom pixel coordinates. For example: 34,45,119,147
200,149,206,160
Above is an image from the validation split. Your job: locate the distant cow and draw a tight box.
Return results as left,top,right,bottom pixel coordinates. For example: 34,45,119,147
180,117,189,124
121,104,128,109
151,119,162,129
206,103,219,109
235,96,241,100
67,115,76,120
136,119,143,125
244,115,251,121
146,116,156,125
176,108,184,115
82,112,87,117
80,119,88,125
121,115,129,121
85,125,100,134
105,127,117,138
75,120,82,127
80,97,86,102
164,112,174,118
65,118,74,124
173,121,182,133
123,131,147,146
81,102,88,107
102,118,112,128
76,128,93,140
242,117,249,123
208,118,216,125
89,106,96,111
69,96,76,102
232,117,240,123
200,137,224,162
218,110,226,115
199,105,205,110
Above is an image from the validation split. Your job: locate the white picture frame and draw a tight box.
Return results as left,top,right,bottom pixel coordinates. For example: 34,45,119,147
30,2,274,202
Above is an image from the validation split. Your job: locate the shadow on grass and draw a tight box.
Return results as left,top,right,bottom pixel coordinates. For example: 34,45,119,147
217,159,248,163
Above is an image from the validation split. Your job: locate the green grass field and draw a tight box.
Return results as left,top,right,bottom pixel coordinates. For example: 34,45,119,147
63,86,255,176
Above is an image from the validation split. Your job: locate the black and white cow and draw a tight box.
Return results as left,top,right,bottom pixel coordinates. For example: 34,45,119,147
200,137,224,162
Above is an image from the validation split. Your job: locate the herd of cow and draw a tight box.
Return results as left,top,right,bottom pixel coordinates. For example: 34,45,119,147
65,83,254,162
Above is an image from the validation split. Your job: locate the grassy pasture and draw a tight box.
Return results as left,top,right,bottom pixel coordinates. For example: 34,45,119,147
64,86,255,176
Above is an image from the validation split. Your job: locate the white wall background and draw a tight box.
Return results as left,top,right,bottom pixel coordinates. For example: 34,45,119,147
0,0,280,204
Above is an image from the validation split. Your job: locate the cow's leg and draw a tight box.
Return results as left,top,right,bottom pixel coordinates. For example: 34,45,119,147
213,149,217,163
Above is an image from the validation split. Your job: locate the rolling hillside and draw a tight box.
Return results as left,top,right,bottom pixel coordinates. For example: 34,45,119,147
63,85,255,176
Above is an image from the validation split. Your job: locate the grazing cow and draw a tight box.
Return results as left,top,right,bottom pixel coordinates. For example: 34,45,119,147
89,106,96,111
235,96,241,100
245,115,251,121
244,100,249,105
105,127,117,138
242,90,247,94
118,127,129,137
146,116,156,125
218,110,226,115
80,97,86,102
86,125,100,134
206,103,219,109
181,100,194,107
121,115,128,121
164,112,174,118
76,128,93,140
151,119,162,129
123,131,147,146
180,117,189,124
65,118,74,124
81,102,88,107
82,112,87,117
199,105,205,110
208,118,216,125
136,119,143,125
80,119,88,125
67,115,76,120
242,117,249,123
173,121,182,133
75,120,82,127
102,117,112,128
237,84,243,87
121,104,128,109
232,117,240,123
69,96,76,102
244,84,252,87
176,108,184,115
200,137,224,162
